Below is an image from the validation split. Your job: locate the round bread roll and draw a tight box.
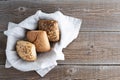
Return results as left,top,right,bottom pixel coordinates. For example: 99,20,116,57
27,30,51,52
16,40,37,61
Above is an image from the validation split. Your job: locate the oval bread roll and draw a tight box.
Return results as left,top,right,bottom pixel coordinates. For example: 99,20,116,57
27,30,51,52
16,40,37,61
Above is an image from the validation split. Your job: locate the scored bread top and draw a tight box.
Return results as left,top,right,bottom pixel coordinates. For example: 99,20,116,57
26,30,51,52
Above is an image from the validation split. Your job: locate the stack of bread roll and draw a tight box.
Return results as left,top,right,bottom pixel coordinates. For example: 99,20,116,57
16,20,60,61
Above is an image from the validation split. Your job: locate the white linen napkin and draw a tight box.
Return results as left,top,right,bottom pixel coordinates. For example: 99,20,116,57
4,10,82,77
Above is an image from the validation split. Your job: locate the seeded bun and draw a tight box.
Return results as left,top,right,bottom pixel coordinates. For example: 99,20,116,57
38,19,60,42
16,40,37,61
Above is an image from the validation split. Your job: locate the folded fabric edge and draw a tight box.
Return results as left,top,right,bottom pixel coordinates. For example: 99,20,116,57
7,22,17,30
4,22,18,68
36,64,57,77
5,60,12,68
36,10,62,16
4,22,17,36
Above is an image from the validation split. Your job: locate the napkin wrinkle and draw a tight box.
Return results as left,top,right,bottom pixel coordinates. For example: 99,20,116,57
6,36,19,50
4,23,26,39
19,14,38,30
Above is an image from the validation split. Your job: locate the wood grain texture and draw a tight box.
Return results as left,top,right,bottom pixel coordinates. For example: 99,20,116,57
0,32,6,65
1,32,120,64
1,1,120,31
61,32,120,64
1,65,120,80
0,32,6,54
1,0,120,79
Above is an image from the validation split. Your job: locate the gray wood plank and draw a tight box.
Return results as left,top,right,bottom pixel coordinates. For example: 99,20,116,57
59,32,120,64
0,65,120,80
0,32,6,65
0,32,6,53
1,1,120,31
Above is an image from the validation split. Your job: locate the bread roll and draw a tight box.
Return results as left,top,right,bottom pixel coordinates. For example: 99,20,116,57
27,30,51,52
16,40,37,61
38,19,60,42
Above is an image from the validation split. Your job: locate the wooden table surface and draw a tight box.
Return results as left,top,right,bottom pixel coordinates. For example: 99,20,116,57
1,0,120,80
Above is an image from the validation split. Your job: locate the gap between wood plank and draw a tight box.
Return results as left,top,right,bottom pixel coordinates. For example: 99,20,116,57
1,30,120,32
58,64,120,66
2,64,120,66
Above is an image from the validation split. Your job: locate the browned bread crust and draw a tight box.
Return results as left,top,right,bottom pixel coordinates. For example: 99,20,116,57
38,20,60,42
27,30,51,52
